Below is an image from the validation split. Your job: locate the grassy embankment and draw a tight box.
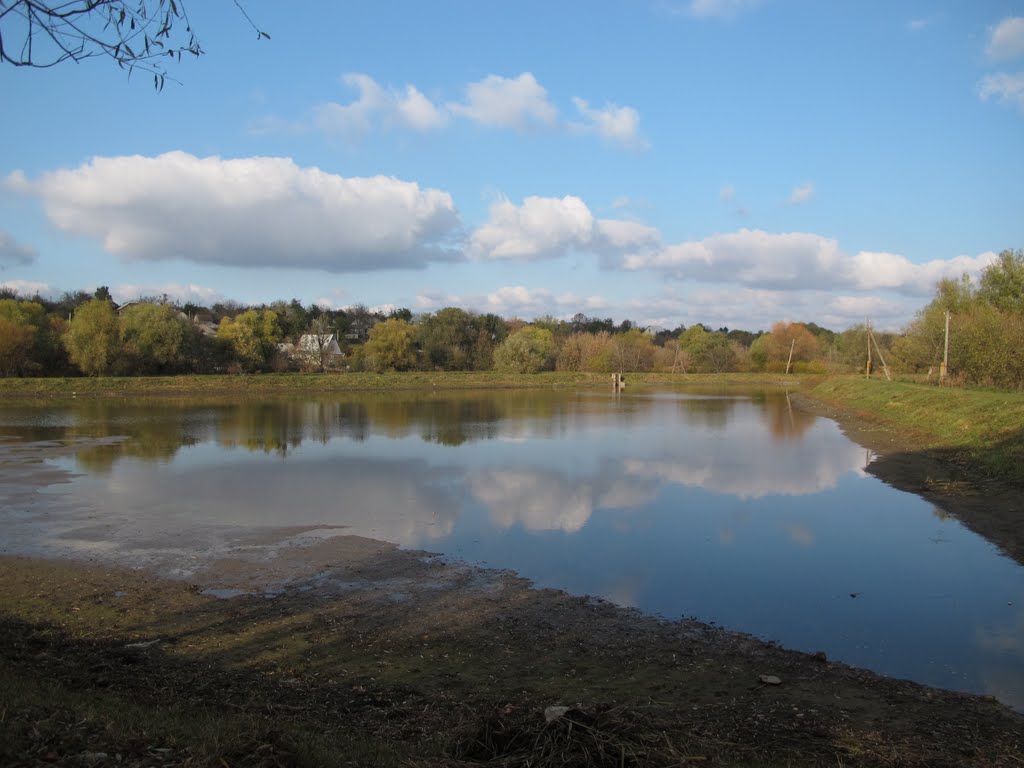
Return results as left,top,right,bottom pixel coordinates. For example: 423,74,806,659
0,370,800,398
808,376,1024,486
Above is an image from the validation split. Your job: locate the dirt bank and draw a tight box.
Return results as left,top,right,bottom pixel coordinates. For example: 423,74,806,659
2,400,1023,766
793,391,1024,568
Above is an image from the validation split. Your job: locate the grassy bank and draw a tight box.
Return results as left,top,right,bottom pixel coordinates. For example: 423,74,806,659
808,376,1024,485
0,371,801,399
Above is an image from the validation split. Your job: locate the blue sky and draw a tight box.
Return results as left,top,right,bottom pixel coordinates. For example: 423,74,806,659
1,0,1022,331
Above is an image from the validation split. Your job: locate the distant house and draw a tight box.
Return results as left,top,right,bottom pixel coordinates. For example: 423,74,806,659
295,334,344,369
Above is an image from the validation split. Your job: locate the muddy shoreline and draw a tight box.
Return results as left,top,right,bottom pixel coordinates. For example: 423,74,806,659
2,395,1023,766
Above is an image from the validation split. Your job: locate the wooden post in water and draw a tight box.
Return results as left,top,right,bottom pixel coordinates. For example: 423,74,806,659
611,372,626,390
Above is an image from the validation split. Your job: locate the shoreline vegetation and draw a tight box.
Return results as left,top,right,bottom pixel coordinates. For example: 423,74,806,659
2,372,1024,766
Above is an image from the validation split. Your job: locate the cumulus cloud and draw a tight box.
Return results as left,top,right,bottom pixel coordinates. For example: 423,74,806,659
826,295,905,320
572,98,648,150
789,181,815,204
0,279,50,296
621,228,997,297
112,283,223,306
10,152,461,272
449,72,558,130
312,73,447,138
469,195,660,262
987,17,1024,60
0,229,38,268
415,284,609,320
624,229,843,289
978,72,1024,109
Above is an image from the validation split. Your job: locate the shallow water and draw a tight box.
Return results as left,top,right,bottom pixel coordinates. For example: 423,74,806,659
1,388,1022,708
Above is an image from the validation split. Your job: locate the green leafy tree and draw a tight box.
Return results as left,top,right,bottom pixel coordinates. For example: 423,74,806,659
64,298,121,375
363,318,417,372
416,307,478,371
493,326,555,373
119,302,190,374
978,249,1024,313
218,309,279,372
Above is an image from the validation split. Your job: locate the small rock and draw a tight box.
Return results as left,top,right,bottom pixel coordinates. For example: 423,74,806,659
544,705,571,723
759,675,782,686
811,651,828,663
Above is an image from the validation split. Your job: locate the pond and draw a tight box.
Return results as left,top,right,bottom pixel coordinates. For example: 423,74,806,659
1,387,1022,709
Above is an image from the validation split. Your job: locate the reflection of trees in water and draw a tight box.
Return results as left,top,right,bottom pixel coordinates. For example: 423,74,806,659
52,401,194,474
675,396,737,430
11,389,705,472
759,392,817,441
672,390,816,440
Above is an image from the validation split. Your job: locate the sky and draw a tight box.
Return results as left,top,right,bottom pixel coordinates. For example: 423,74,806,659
1,0,1022,332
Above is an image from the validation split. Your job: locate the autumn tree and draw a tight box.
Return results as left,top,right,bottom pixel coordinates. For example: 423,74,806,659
363,318,417,372
610,329,655,372
119,302,191,374
750,322,821,371
0,316,34,375
64,298,120,375
493,326,555,373
218,309,279,372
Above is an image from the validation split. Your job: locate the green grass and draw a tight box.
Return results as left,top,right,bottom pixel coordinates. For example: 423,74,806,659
809,376,1024,484
0,370,802,399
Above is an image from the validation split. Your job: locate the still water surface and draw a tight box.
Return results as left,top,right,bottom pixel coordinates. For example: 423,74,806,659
2,388,1023,708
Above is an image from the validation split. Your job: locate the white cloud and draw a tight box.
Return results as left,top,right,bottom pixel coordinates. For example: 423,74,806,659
414,285,610,320
572,98,648,150
908,18,930,31
719,184,736,202
469,195,594,260
112,283,223,306
11,152,460,272
978,72,1024,109
624,229,843,289
686,0,761,19
826,295,904,320
449,72,558,130
0,229,37,268
0,279,49,296
395,84,448,130
987,17,1024,60
622,229,997,297
848,250,998,294
789,181,815,204
313,73,447,138
469,195,660,262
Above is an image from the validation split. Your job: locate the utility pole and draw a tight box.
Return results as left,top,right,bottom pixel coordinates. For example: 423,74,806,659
940,310,950,383
866,318,872,379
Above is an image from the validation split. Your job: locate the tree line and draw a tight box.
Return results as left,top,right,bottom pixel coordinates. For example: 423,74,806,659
0,249,1020,387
